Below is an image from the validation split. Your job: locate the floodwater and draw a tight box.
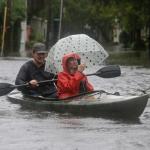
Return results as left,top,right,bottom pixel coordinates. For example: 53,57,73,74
0,58,150,150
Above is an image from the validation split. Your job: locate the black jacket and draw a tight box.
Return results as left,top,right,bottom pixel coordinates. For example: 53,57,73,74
15,60,57,96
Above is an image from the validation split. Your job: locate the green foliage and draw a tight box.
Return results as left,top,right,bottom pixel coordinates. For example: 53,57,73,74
27,30,45,50
131,40,146,51
119,31,130,48
63,0,91,26
11,0,26,22
0,0,26,24
52,0,60,17
0,0,5,23
1,0,149,53
0,0,5,13
111,0,150,32
89,1,117,27
31,32,44,43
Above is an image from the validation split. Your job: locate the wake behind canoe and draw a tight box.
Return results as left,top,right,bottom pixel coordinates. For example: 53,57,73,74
7,91,149,119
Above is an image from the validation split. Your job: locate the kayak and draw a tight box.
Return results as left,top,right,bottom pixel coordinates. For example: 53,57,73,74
7,91,149,119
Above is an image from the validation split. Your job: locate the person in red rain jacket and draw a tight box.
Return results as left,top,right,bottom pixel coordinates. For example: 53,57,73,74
57,53,94,99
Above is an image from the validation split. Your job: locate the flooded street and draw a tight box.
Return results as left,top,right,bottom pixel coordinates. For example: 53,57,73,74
0,58,150,150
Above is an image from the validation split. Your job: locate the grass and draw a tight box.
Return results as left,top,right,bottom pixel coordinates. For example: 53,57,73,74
106,51,150,67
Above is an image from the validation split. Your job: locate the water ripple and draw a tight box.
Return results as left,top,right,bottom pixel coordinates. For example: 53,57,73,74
1,59,150,150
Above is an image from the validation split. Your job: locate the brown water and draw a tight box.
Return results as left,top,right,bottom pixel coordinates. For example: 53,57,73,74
0,59,150,150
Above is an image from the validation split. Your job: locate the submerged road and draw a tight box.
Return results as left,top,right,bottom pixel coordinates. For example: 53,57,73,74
0,58,150,150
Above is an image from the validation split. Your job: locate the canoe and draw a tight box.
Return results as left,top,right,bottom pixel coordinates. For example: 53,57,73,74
7,91,149,119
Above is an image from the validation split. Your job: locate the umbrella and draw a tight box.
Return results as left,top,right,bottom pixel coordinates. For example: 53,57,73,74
45,34,108,73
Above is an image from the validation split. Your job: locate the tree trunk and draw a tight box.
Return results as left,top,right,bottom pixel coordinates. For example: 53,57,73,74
4,0,13,56
13,20,21,54
148,22,150,58
46,0,54,48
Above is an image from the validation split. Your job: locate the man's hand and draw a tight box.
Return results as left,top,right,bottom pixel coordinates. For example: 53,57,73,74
29,80,39,88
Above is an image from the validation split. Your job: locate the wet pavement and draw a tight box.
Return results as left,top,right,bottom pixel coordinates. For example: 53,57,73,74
0,59,150,150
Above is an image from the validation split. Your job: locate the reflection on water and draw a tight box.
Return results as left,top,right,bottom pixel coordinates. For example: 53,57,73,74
0,59,150,150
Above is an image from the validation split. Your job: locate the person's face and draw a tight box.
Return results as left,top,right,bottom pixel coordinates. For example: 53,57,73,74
32,52,47,66
67,58,78,74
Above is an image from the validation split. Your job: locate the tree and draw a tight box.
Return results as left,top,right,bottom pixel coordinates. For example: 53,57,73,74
0,0,26,56
109,0,149,51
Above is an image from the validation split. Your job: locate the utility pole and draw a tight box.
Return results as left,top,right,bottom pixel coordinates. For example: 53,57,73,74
1,0,12,56
148,22,150,59
46,0,53,48
58,0,63,40
0,1,8,56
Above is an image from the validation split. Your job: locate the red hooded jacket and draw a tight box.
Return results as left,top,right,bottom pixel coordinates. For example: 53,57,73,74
57,53,94,99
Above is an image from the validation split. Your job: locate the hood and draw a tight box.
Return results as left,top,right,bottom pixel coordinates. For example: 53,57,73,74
62,52,80,72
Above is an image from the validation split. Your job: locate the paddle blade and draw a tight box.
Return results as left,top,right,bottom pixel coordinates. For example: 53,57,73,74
0,83,15,96
96,65,121,78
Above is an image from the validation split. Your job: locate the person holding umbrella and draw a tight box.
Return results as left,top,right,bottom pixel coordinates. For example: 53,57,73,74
15,42,57,97
57,53,94,99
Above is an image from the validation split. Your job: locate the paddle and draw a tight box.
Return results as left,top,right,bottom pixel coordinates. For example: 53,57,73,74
87,65,121,78
0,65,121,96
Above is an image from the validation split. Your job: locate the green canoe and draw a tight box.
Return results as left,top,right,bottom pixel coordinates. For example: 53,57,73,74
7,91,149,119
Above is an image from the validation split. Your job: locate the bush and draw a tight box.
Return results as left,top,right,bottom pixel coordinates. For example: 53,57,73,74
119,31,130,48
131,39,146,51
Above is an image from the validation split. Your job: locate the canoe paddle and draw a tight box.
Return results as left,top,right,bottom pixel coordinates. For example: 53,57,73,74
0,65,121,96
